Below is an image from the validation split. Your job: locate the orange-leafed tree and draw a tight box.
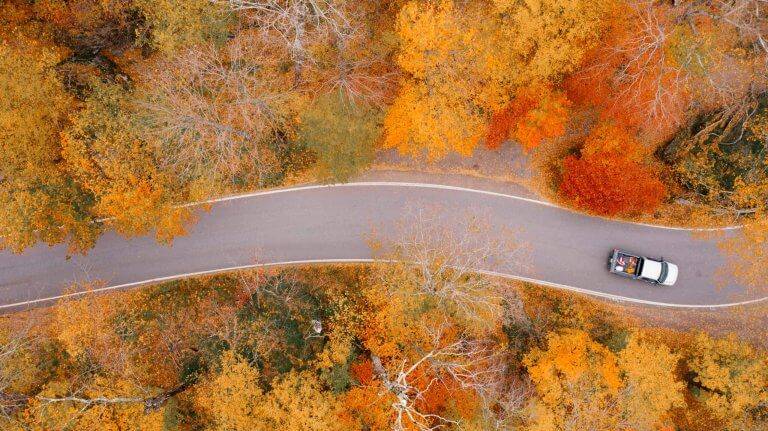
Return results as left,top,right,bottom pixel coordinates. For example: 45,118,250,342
560,123,666,216
561,1,688,134
486,84,571,150
0,35,101,254
341,363,394,431
383,0,488,159
62,82,193,244
563,0,766,141
524,329,684,431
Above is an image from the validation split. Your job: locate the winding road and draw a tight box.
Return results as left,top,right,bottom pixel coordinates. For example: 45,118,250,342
0,171,762,312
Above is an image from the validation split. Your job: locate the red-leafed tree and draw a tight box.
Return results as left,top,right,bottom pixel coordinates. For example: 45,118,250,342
564,0,767,140
486,84,570,150
486,108,516,150
562,1,692,137
560,123,666,215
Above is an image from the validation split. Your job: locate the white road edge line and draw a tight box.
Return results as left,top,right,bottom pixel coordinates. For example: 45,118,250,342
184,182,745,232
2,259,766,310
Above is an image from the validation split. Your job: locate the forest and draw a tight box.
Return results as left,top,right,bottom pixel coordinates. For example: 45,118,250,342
1,219,767,431
2,0,768,430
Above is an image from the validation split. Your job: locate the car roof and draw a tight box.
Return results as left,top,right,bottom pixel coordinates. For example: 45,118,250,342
640,259,662,280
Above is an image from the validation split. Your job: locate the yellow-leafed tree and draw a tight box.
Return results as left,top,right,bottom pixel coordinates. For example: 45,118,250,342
492,0,616,84
62,82,192,243
383,0,489,159
524,329,622,431
524,329,684,431
617,333,685,431
0,38,100,253
19,378,166,431
195,350,269,431
688,333,768,425
196,350,344,431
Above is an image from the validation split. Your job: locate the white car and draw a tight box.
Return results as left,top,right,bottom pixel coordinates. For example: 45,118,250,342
609,249,679,286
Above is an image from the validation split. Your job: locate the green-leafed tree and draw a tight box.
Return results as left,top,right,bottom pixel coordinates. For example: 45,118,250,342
135,0,232,54
299,92,381,183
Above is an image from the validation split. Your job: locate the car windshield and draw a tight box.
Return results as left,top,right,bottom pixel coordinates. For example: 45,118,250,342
658,262,668,283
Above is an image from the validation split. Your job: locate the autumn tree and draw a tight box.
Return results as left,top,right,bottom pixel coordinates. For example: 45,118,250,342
196,350,343,431
491,0,617,84
0,38,99,253
50,284,129,373
368,322,499,430
134,0,232,54
18,378,168,431
137,32,294,195
560,123,666,215
687,332,768,427
662,100,768,215
371,208,530,336
383,0,489,159
217,0,354,85
601,1,691,130
116,276,252,388
43,278,249,400
261,370,344,430
216,0,396,105
313,13,396,106
486,85,571,150
62,82,193,243
524,329,623,431
32,0,139,53
344,209,531,429
524,329,683,431
194,350,267,431
617,332,685,431
0,316,42,422
298,92,382,182
722,215,768,297
341,378,394,430
566,0,768,137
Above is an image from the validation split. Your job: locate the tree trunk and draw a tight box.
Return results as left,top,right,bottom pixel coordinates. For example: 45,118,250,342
143,380,193,413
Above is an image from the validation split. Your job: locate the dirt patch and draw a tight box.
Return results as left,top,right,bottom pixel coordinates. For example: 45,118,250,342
374,142,537,191
615,300,768,349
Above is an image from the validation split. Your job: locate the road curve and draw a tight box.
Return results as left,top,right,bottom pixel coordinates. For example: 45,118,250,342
0,177,763,312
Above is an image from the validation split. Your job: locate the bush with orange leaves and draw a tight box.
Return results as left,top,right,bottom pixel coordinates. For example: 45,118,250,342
560,123,666,216
486,85,571,151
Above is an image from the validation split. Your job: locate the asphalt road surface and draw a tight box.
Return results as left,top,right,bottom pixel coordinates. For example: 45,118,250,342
0,178,763,312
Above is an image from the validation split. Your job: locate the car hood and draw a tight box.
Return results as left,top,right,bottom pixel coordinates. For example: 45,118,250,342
661,262,679,286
